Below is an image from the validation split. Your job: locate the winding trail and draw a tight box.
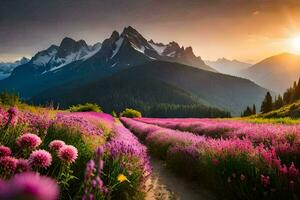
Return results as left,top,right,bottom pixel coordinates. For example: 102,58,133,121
145,157,216,200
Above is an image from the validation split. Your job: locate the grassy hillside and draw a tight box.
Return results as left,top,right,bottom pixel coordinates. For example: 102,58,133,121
258,100,300,118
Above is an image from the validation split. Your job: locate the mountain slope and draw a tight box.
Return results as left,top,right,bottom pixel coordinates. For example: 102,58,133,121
205,58,251,76
257,100,300,118
0,26,215,98
0,57,29,80
31,61,268,115
241,53,300,93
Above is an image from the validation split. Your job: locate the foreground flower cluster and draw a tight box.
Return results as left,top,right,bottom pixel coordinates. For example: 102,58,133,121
122,117,300,199
0,107,81,199
82,122,151,199
0,107,151,199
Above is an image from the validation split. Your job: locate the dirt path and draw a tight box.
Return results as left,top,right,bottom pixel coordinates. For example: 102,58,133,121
145,158,216,200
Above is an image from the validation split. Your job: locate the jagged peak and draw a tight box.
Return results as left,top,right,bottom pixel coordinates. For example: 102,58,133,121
110,31,120,40
121,26,139,36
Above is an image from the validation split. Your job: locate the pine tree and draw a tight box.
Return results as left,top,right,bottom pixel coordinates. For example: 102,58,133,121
274,95,284,109
293,78,300,101
241,106,253,117
252,104,256,114
261,92,273,113
283,88,293,104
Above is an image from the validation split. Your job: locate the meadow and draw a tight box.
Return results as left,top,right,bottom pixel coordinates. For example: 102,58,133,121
122,117,300,199
1,105,300,200
0,106,151,200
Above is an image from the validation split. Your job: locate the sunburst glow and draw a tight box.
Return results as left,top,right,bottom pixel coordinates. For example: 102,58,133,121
291,36,300,51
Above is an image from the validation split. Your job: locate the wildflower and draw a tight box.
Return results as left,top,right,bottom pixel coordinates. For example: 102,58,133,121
0,156,17,174
6,107,19,126
98,159,104,171
227,177,231,183
0,172,59,200
16,159,31,173
96,146,104,157
17,133,42,149
261,175,270,187
232,173,236,178
240,174,246,181
28,150,52,169
0,146,11,157
95,176,104,190
279,164,288,175
117,174,128,183
85,160,95,179
7,107,18,116
58,145,78,164
49,140,65,151
211,158,219,166
288,162,299,180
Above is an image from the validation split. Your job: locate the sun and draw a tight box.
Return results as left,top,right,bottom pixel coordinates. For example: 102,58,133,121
291,36,300,51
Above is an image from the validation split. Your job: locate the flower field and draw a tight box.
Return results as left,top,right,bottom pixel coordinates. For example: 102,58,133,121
2,104,300,200
121,117,300,199
0,106,151,200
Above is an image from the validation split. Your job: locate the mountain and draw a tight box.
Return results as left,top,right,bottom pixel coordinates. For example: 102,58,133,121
31,61,268,116
205,58,251,76
241,53,300,93
0,57,29,80
0,26,215,98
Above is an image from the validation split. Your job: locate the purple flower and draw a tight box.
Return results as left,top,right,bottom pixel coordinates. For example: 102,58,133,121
49,140,65,151
58,145,78,164
96,147,104,157
0,146,12,157
7,107,18,116
17,133,42,149
29,150,52,169
0,172,59,200
16,159,31,173
85,160,95,180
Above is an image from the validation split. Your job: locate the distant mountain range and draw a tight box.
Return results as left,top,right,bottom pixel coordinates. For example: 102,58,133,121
241,53,300,93
0,57,29,80
0,26,269,116
205,58,251,76
30,61,268,116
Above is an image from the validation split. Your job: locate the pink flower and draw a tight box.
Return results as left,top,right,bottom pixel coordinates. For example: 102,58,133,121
17,133,42,149
0,146,11,157
49,140,65,151
212,158,220,166
240,174,246,181
85,160,95,180
279,164,288,175
29,150,52,169
227,177,231,183
0,172,59,200
7,107,18,116
0,156,17,173
288,162,299,180
58,145,78,164
16,159,31,173
6,107,18,126
261,175,270,187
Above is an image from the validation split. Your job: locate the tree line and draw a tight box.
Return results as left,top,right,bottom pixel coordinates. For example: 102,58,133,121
242,78,300,116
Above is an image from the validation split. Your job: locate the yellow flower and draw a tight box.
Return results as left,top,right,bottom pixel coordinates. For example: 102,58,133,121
117,174,128,183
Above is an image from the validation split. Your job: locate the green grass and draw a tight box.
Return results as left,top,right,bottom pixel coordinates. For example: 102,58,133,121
69,103,102,113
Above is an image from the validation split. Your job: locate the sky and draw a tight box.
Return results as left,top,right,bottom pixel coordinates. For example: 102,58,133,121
1,0,300,63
